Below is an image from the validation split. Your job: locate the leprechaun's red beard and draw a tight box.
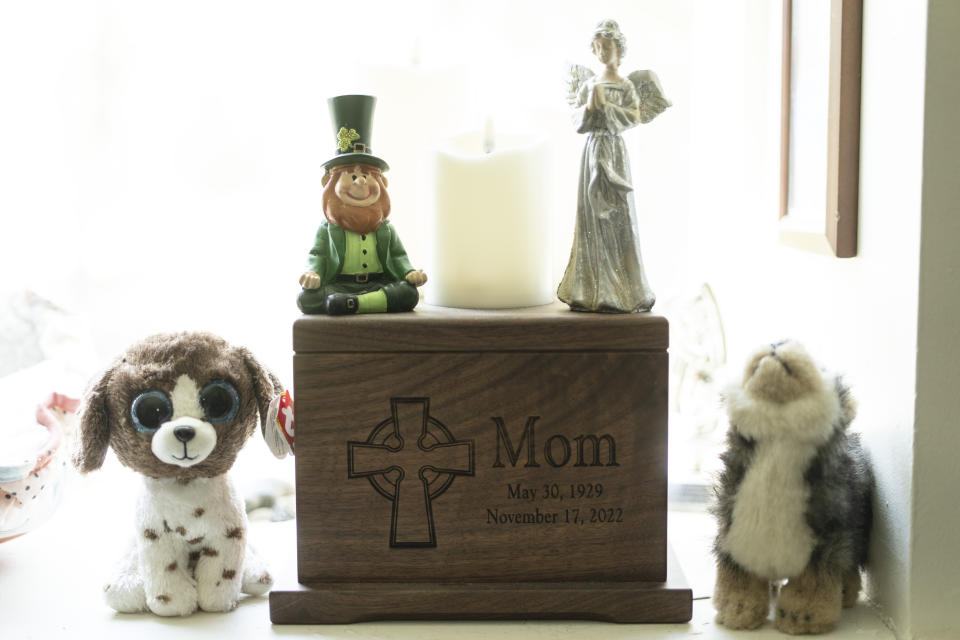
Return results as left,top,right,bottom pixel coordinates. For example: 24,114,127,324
322,165,391,234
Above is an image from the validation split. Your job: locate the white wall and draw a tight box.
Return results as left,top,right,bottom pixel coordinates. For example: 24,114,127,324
676,0,927,636
685,1,960,637
910,1,960,637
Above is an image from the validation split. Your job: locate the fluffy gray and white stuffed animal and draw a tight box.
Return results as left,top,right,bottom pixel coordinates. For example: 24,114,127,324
711,341,872,635
74,332,284,616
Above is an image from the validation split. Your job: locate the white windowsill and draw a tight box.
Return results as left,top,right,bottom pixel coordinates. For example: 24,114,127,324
2,470,894,639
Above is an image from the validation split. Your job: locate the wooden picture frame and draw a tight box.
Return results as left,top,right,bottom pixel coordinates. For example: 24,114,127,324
779,0,862,258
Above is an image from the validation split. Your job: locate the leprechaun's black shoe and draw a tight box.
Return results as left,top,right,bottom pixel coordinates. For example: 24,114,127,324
325,293,359,315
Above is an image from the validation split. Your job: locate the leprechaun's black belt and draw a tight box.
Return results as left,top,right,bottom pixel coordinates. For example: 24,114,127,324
336,272,384,284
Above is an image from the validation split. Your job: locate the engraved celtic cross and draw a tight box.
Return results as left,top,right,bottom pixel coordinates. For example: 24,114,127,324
347,398,475,548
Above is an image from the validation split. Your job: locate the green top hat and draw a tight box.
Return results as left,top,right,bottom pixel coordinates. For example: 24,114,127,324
323,94,390,172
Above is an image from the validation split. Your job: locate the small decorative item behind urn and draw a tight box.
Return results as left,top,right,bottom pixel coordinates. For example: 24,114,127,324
711,341,873,634
558,19,671,314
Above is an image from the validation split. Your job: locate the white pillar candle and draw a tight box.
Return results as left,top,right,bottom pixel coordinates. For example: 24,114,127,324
428,132,554,309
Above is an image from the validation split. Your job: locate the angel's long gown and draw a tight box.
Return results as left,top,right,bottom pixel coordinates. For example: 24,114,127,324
557,77,656,313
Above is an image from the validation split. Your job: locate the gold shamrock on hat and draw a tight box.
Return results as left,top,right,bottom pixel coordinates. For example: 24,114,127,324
337,127,360,152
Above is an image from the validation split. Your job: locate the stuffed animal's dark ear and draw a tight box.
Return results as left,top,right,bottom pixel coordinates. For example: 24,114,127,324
836,376,858,425
73,367,114,474
240,348,285,434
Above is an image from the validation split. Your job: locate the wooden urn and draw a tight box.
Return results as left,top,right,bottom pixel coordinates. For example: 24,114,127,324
269,303,691,624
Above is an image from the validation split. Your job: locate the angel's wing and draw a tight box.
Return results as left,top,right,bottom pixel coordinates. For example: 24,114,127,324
566,63,595,107
628,70,672,123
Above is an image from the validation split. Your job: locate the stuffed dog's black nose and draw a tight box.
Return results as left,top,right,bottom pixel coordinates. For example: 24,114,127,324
173,426,196,443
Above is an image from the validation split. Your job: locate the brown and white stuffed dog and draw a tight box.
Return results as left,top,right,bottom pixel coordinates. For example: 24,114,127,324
711,341,872,634
74,332,284,616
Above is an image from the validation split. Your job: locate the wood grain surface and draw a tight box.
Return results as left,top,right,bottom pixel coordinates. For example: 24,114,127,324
295,351,667,583
283,306,683,622
293,302,669,353
270,549,691,624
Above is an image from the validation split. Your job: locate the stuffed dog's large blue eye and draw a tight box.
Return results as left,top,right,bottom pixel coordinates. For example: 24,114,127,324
131,391,173,433
200,380,240,423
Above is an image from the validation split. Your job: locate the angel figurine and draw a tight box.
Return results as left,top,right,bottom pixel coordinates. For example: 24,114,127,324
557,19,671,313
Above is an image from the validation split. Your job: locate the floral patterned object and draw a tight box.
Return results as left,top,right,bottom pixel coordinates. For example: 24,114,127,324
0,393,78,542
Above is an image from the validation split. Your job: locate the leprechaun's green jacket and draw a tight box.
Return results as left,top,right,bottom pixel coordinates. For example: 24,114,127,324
306,221,415,284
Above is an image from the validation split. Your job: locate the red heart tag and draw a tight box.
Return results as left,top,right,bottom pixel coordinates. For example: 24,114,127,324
275,390,295,453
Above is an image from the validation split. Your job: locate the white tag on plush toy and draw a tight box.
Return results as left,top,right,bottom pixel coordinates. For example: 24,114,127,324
264,390,294,459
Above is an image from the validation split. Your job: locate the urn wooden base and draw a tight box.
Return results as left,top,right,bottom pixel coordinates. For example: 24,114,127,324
271,303,691,624
269,549,692,624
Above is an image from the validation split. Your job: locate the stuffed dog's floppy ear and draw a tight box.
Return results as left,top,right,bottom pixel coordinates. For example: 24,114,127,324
73,366,115,474
240,348,285,435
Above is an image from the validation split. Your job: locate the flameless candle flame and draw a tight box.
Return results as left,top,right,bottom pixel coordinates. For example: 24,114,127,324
483,116,495,154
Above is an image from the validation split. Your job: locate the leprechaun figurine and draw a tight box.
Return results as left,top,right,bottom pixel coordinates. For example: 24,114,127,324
297,95,427,315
